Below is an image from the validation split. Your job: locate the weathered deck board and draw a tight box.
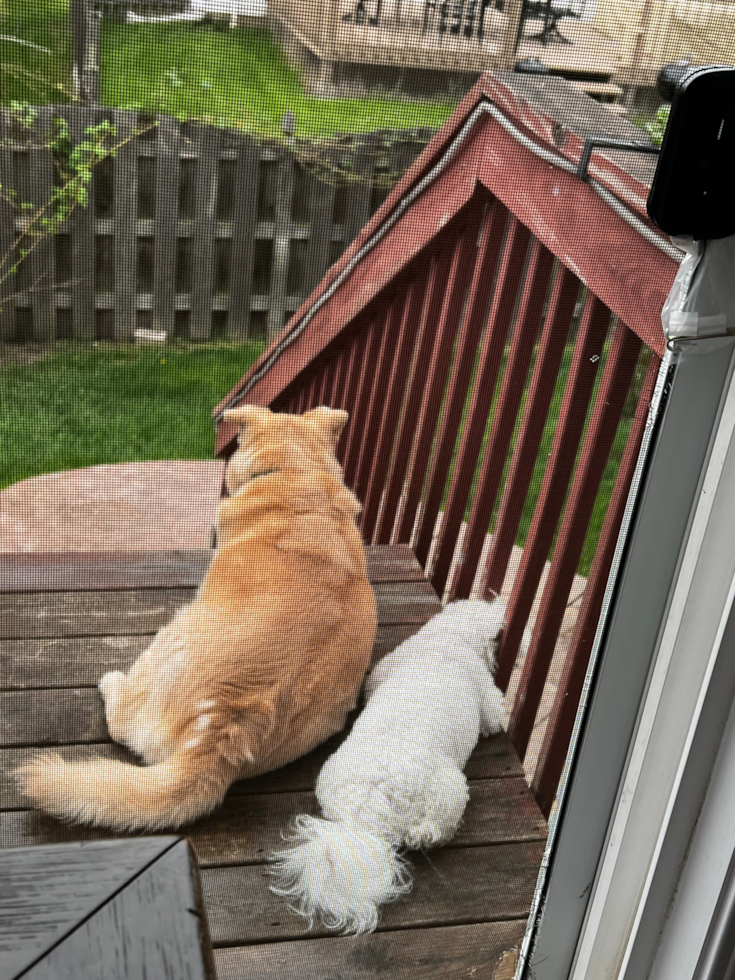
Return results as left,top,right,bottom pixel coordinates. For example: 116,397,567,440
0,580,440,640
1,624,424,691
213,920,528,980
1,734,523,810
1,777,545,859
203,840,544,945
0,544,423,593
0,545,545,976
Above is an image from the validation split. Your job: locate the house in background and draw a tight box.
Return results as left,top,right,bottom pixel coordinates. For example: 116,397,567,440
124,0,269,25
269,0,735,108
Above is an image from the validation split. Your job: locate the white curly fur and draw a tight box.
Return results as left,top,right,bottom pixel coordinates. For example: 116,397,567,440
269,599,509,935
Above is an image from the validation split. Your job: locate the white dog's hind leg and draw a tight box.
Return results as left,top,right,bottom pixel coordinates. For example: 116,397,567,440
402,764,469,849
99,671,130,742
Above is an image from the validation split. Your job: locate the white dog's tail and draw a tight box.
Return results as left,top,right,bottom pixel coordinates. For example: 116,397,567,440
269,815,412,935
14,748,232,832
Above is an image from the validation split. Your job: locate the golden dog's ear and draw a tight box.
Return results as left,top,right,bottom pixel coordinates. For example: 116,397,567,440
306,406,349,444
224,405,271,430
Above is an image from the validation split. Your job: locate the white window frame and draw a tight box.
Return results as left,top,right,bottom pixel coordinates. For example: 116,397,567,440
520,336,735,980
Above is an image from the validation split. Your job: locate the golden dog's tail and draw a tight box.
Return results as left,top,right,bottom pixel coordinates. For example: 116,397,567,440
14,747,232,832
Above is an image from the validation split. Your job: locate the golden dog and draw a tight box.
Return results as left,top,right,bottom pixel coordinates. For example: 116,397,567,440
16,407,377,831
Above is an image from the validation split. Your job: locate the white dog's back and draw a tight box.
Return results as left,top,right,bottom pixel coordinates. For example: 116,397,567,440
270,599,509,935
363,599,507,740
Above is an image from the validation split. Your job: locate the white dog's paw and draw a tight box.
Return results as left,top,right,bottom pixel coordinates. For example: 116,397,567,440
480,685,506,736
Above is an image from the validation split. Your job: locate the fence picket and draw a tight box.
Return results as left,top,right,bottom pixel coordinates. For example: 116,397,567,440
112,110,137,341
344,147,375,246
190,124,220,341
70,105,96,340
228,136,260,340
153,116,179,338
305,164,336,297
268,150,295,338
28,106,56,341
0,108,428,345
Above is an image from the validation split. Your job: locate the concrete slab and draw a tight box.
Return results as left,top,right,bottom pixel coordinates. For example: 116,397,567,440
0,460,224,553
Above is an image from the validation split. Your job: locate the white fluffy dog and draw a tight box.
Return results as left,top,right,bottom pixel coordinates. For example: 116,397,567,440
269,599,507,935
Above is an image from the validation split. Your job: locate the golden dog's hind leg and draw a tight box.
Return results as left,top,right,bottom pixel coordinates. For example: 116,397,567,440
98,669,131,745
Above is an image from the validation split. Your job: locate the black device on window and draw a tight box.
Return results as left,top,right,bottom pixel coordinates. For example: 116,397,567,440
647,65,735,241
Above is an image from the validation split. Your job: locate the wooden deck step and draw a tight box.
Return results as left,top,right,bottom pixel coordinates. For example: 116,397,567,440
0,546,546,976
570,79,624,101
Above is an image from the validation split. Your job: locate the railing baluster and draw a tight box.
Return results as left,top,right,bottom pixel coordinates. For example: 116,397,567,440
531,351,660,816
355,294,407,506
337,326,369,464
313,365,326,407
296,384,310,415
494,291,612,694
465,265,580,604
304,368,319,412
416,207,522,577
361,271,428,544
316,365,329,406
331,342,351,409
318,356,338,406
344,312,385,489
395,211,484,550
507,318,642,759
305,371,322,411
440,242,555,599
373,248,452,545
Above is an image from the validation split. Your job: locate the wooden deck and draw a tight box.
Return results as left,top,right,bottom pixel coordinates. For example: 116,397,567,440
0,545,546,979
276,0,623,85
332,18,622,77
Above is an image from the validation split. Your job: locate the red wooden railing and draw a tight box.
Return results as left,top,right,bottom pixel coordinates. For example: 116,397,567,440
213,73,679,817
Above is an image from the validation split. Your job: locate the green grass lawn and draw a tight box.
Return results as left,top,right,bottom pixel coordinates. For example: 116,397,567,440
1,1,455,136
100,20,454,138
1,332,646,578
0,0,74,105
0,339,264,489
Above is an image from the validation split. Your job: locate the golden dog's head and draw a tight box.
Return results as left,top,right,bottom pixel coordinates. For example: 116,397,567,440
222,406,348,495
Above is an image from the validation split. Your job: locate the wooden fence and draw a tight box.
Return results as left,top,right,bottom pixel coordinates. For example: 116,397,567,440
0,106,429,344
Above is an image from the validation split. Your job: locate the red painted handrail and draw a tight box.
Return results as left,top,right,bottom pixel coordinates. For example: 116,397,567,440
215,72,676,816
